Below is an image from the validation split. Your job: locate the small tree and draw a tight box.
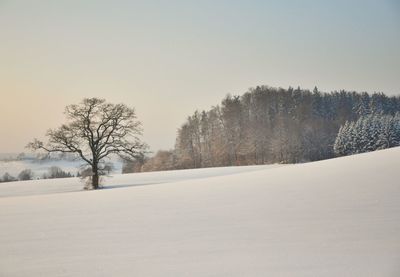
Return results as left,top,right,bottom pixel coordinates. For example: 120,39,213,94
28,98,147,189
2,172,17,182
45,166,73,179
18,169,34,181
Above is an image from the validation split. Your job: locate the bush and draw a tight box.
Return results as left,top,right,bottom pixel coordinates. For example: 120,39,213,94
1,172,17,183
44,166,74,179
18,169,34,181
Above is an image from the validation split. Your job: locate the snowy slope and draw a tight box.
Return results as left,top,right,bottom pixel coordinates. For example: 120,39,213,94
0,148,399,276
0,164,281,198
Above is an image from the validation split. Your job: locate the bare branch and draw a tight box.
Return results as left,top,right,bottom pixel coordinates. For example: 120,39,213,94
27,98,147,189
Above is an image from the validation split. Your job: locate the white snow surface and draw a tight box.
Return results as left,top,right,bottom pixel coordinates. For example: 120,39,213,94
0,148,399,276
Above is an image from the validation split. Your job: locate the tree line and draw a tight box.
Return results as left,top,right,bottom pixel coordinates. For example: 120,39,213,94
0,166,75,183
124,86,400,173
334,113,400,156
3,92,398,183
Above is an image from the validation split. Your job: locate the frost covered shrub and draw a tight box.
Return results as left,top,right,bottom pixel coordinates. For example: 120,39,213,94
334,113,400,156
43,166,74,179
1,173,17,183
18,169,34,181
78,163,112,190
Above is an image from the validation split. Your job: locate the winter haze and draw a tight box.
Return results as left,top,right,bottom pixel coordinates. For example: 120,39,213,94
1,1,400,276
1,0,399,153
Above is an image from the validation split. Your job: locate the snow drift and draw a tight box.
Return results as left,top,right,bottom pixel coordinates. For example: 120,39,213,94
0,148,399,276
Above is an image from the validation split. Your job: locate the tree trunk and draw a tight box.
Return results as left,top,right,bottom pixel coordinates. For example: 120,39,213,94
92,165,99,189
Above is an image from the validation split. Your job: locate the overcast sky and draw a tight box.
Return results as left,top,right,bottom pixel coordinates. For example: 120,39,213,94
1,0,399,153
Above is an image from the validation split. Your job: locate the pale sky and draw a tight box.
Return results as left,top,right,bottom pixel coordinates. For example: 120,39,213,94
1,0,399,153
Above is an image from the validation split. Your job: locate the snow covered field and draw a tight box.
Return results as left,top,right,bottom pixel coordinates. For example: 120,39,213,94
0,148,399,276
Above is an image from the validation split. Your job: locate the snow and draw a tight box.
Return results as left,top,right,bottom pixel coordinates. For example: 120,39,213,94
0,164,281,198
0,148,399,276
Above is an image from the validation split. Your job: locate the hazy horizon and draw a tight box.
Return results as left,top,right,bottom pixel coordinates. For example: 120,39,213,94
1,0,399,153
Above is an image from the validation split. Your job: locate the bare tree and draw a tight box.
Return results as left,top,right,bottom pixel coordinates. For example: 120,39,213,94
28,98,147,189
18,169,34,181
45,166,74,179
2,172,17,183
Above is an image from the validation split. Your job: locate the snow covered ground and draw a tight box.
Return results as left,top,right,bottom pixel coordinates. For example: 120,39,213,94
0,164,281,198
0,148,399,276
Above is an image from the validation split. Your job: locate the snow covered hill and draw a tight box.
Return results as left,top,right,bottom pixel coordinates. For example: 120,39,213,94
0,148,399,276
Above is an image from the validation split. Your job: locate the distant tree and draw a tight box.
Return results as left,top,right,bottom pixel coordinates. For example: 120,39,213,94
333,121,349,156
122,156,147,173
102,162,114,175
142,150,176,172
18,169,33,181
377,113,400,149
45,166,74,179
175,122,197,168
220,95,245,165
1,172,17,183
334,113,400,156
28,98,147,189
16,152,26,160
